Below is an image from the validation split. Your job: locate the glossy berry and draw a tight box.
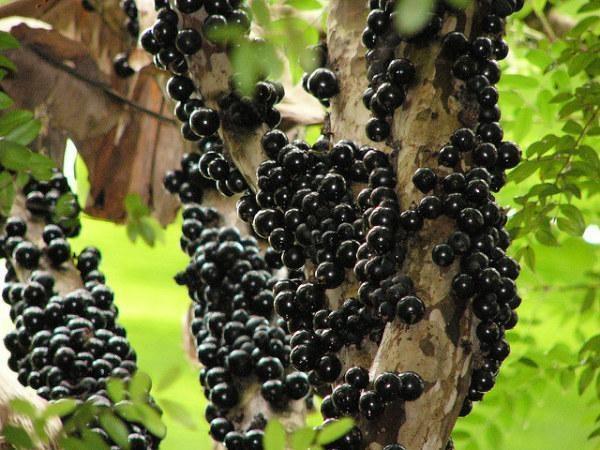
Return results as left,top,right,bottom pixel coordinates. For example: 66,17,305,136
331,383,360,414
47,239,71,266
412,168,437,193
366,118,390,142
374,372,401,402
398,371,425,401
307,68,339,99
432,244,454,267
387,58,416,86
345,366,369,390
285,372,310,399
176,28,202,55
359,391,385,420
5,218,26,237
190,108,220,136
396,295,425,324
438,145,460,167
14,242,41,269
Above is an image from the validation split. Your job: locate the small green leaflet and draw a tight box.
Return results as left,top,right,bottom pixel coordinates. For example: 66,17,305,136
0,31,20,50
316,418,354,445
2,424,34,449
285,0,322,10
264,419,287,450
159,398,198,430
395,0,435,36
0,140,32,171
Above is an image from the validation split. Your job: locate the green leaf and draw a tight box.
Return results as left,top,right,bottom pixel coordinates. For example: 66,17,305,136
115,401,166,438
559,369,575,389
526,49,553,70
0,54,17,72
5,119,41,145
291,427,317,450
107,378,127,403
80,429,111,450
0,110,33,135
559,204,586,233
579,1,600,12
28,152,55,180
125,193,150,219
395,0,436,36
114,401,144,423
523,245,536,271
518,357,539,368
60,437,86,450
535,228,559,247
581,289,597,313
579,366,595,395
159,398,198,430
445,0,472,8
550,92,571,104
562,119,583,135
452,429,471,441
531,0,546,13
155,365,183,392
136,404,167,438
511,107,533,142
231,39,283,96
501,74,539,90
0,92,14,109
98,411,130,449
0,31,20,50
264,420,287,450
580,335,600,357
3,424,34,449
317,418,354,445
568,52,593,76
548,342,574,364
0,140,32,171
42,398,79,418
508,160,539,183
126,221,139,242
588,427,600,440
557,217,584,236
9,398,37,417
129,371,152,402
251,0,271,27
285,0,322,10
138,217,158,247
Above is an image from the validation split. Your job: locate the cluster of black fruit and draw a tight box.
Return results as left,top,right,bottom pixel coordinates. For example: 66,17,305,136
433,0,523,416
233,124,430,449
0,170,161,450
163,136,249,202
361,0,425,142
301,43,340,107
81,0,140,78
141,0,285,141
19,173,81,238
169,203,312,449
154,0,526,449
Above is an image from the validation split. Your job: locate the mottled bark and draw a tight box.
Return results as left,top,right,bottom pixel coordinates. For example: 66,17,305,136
327,2,479,450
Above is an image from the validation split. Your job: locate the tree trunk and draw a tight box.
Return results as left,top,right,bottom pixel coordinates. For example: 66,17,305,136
325,2,479,449
0,195,76,450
